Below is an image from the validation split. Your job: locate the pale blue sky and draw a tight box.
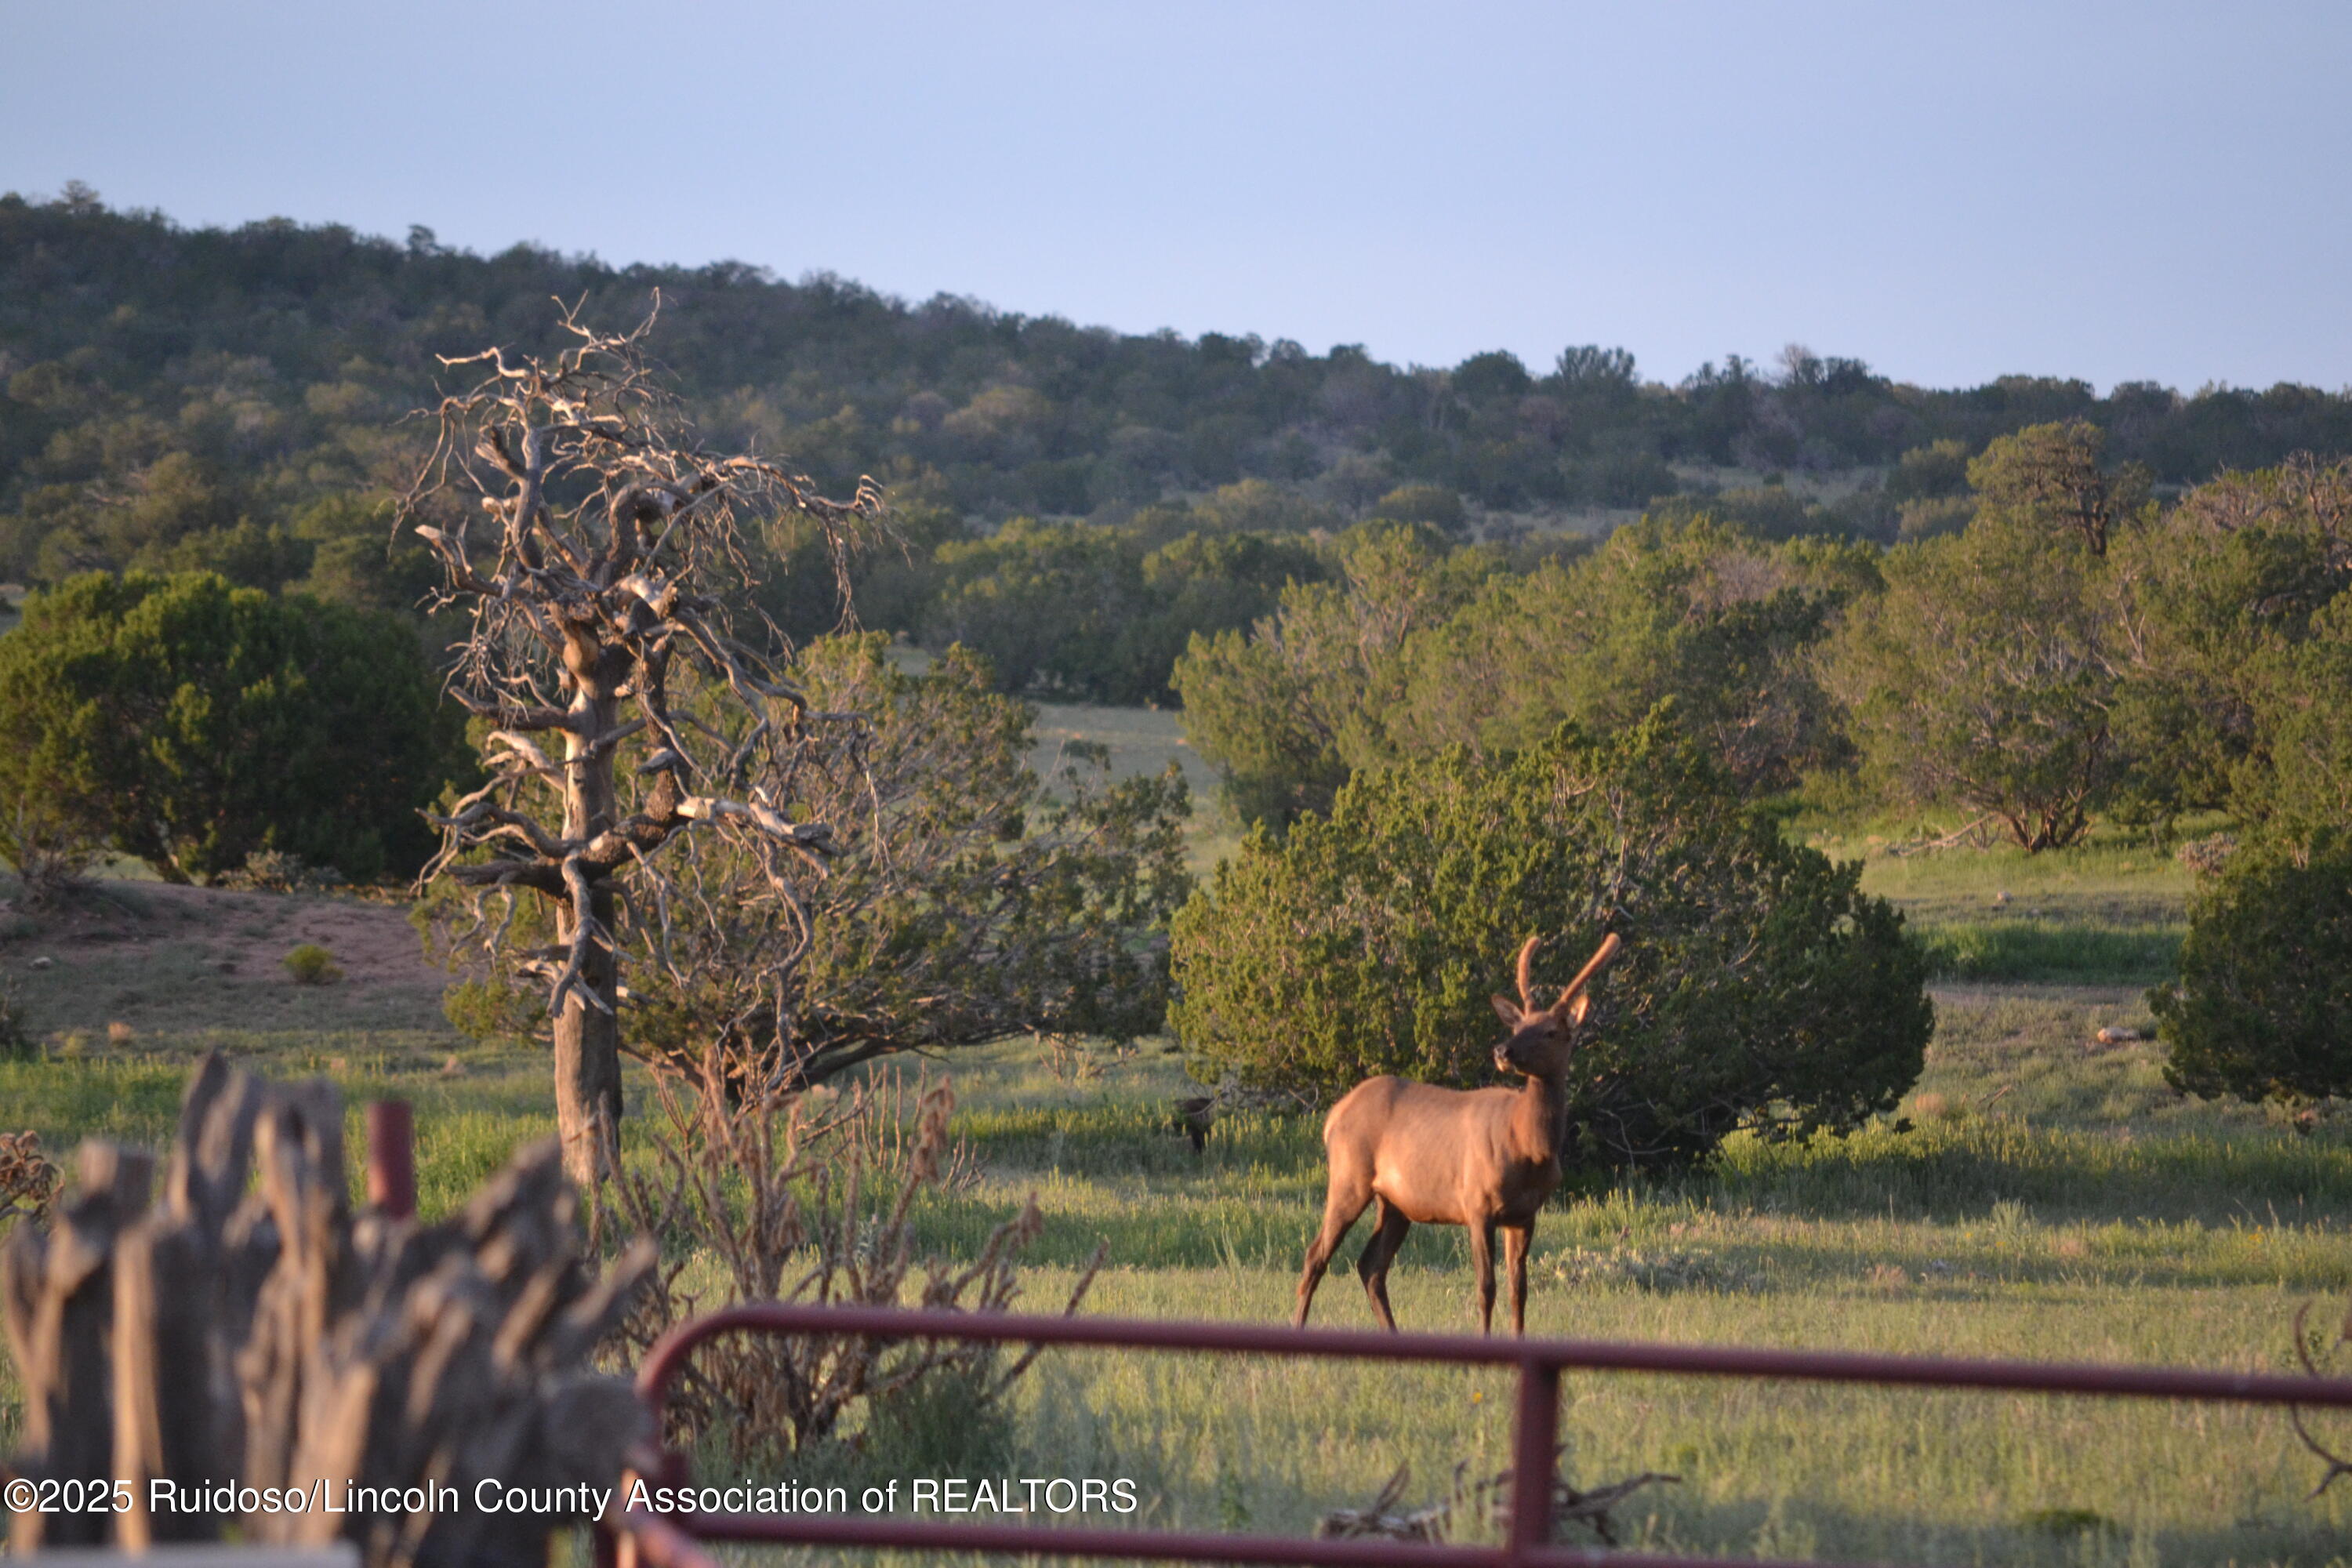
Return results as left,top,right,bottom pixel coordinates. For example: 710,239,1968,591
6,2,2348,391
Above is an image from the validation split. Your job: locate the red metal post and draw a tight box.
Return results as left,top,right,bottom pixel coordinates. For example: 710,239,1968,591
365,1099,416,1219
612,1509,720,1568
1507,1358,1560,1561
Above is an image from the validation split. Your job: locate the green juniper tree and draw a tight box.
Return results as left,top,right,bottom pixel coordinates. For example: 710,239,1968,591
1170,715,1930,1171
0,569,462,884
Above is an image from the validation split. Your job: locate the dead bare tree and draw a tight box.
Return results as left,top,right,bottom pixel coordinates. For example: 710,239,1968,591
1295,933,1621,1335
405,301,881,1183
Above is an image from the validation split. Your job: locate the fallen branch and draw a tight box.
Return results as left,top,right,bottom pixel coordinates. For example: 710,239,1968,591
1319,1453,1680,1547
1884,813,1998,857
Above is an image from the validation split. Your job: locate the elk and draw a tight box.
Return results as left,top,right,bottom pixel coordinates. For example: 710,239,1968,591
1294,931,1621,1335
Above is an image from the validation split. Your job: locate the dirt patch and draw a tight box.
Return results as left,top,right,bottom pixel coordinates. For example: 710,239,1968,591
10,882,434,985
0,880,453,1042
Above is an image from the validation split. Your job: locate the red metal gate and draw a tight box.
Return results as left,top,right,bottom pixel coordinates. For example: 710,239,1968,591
602,1301,2352,1568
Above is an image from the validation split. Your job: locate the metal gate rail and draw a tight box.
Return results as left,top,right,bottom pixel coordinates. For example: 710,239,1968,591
608,1301,2352,1568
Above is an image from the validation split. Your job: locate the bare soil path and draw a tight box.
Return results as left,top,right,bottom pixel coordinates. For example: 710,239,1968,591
2,880,451,1047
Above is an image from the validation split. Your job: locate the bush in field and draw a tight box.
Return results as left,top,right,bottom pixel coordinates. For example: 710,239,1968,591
2234,596,2352,850
0,794,99,909
0,571,466,884
440,975,546,1043
2108,456,2352,829
1394,517,1874,796
426,634,1193,1088
281,942,342,985
1822,426,2132,851
1168,716,1933,1171
2155,841,2352,1104
1173,521,1496,827
618,636,1193,1087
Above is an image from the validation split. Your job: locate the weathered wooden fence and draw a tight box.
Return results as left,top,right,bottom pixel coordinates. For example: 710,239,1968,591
2,1055,648,1567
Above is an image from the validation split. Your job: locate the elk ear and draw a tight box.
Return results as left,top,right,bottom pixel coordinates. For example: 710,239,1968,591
1552,991,1593,1027
1490,994,1524,1027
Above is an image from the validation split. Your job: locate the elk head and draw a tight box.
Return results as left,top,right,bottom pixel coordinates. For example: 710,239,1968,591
1488,931,1622,1077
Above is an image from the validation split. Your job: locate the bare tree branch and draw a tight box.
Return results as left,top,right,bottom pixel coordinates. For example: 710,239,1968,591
405,299,884,1181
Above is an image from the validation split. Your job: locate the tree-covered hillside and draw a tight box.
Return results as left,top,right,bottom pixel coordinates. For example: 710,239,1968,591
9,185,2352,612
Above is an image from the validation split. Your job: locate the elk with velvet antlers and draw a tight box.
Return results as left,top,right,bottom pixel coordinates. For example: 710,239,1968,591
1294,932,1622,1334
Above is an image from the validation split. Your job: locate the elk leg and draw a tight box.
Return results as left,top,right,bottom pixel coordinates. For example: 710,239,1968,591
1470,1218,1498,1334
1356,1199,1411,1332
1502,1223,1532,1336
1295,1176,1374,1327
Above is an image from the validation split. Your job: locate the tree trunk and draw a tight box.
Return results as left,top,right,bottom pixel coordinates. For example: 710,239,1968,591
550,884,621,1189
557,662,624,1189
552,881,622,1187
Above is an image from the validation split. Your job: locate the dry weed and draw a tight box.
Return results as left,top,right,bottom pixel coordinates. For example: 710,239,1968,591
839,1064,982,1196
0,1130,61,1228
1041,1033,1104,1085
599,1038,1098,1462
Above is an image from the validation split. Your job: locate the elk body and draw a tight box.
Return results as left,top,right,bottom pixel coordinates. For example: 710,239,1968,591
1294,932,1621,1335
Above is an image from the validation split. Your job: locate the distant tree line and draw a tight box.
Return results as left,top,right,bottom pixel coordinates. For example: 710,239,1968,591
10,187,2352,628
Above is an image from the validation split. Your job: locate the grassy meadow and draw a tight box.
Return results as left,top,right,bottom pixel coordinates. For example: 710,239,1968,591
4,719,2351,1566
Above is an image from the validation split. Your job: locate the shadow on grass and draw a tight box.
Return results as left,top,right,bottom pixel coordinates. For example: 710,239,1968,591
915,1103,2352,1274
1712,1116,2352,1225
956,1101,1322,1181
1918,921,2180,984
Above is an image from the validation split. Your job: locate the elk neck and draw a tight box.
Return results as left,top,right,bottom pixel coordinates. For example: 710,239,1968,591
1507,1063,1570,1163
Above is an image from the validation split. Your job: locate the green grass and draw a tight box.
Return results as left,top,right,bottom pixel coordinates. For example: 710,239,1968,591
1917,920,2182,983
1030,700,1242,878
774,1028,2352,1565
13,730,2352,1563
1807,826,2199,987
967,1265,2352,1566
13,1013,2352,1563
